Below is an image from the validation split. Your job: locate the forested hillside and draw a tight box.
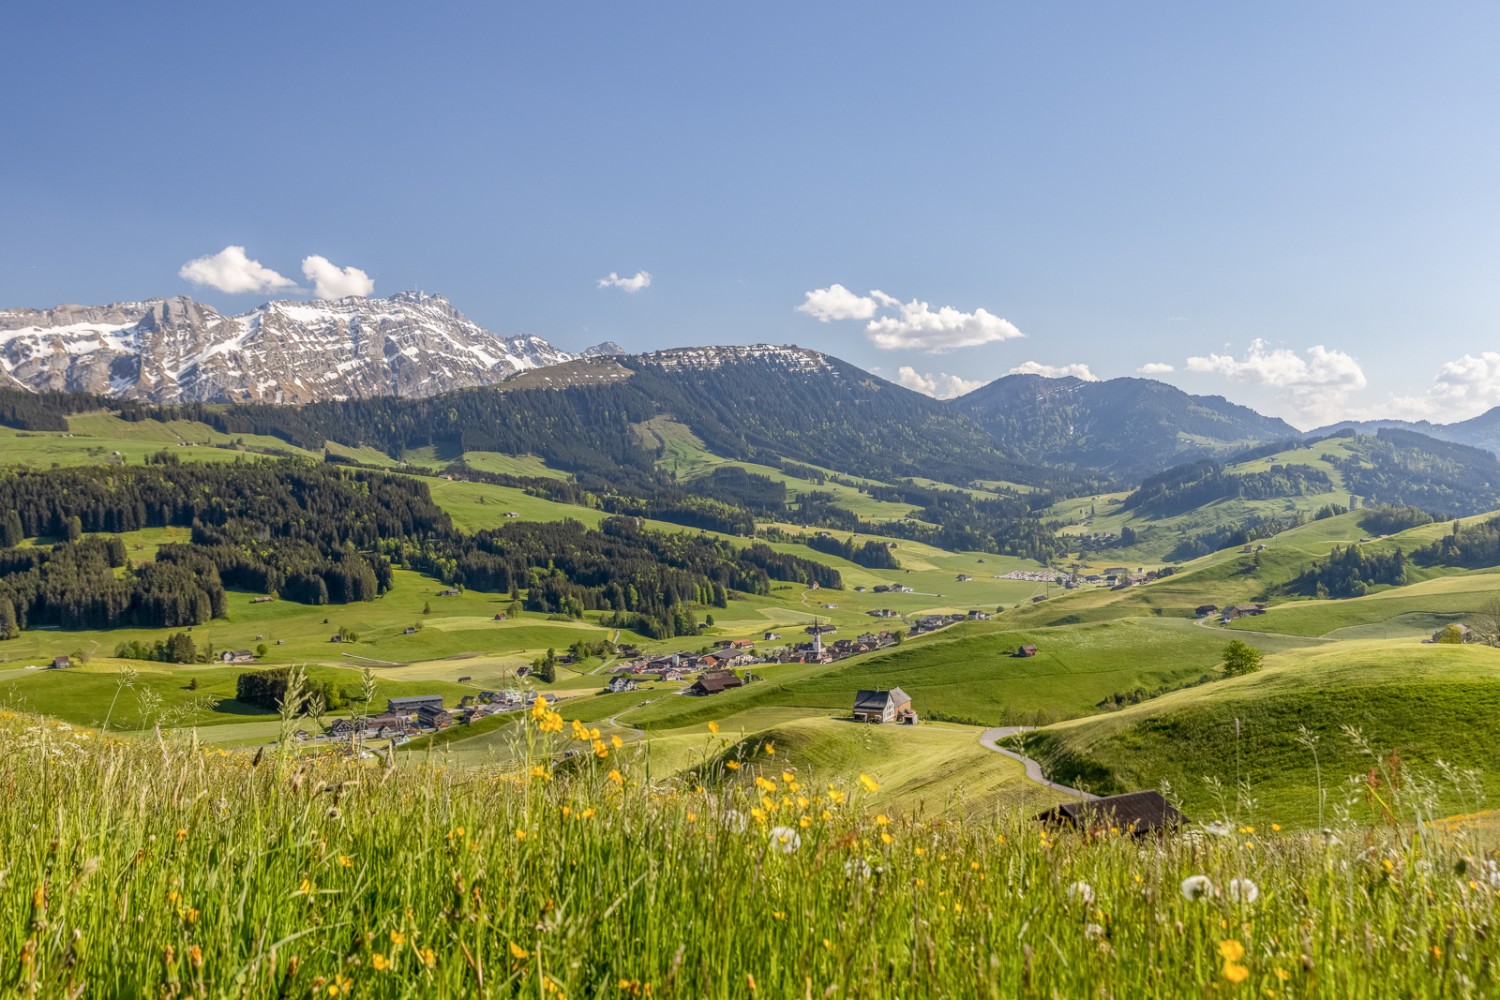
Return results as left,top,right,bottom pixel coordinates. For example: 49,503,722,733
0,462,837,639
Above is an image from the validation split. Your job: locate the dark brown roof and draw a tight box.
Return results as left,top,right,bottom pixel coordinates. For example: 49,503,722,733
691,670,743,694
1036,790,1189,833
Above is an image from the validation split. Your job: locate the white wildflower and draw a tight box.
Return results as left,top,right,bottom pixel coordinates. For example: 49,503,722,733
844,858,873,879
1180,875,1215,901
1228,878,1259,904
1201,820,1234,837
768,826,802,854
1067,881,1095,905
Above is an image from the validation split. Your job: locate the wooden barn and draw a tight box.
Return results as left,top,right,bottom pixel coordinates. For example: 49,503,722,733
1036,790,1188,836
852,687,915,724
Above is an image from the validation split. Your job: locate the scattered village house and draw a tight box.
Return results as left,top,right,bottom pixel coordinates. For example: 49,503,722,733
1036,790,1188,836
1016,644,1038,657
687,670,744,696
852,687,916,724
50,656,70,670
221,649,256,664
388,695,445,717
607,675,638,693
417,703,453,730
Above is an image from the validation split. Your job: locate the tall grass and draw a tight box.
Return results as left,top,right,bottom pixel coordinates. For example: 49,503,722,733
2,705,1498,998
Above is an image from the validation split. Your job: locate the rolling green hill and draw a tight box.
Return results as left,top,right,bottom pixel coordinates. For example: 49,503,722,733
1020,640,1500,824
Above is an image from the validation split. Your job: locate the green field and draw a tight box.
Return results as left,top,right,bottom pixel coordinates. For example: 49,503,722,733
1023,640,1500,824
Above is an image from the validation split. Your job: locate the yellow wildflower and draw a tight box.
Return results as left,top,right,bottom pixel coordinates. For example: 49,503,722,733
372,953,391,971
611,734,624,749
510,941,530,960
707,721,720,734
609,769,624,786
1218,940,1246,962
858,774,879,793
725,760,741,771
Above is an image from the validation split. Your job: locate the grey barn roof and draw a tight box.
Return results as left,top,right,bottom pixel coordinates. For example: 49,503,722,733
1036,790,1189,834
853,687,910,712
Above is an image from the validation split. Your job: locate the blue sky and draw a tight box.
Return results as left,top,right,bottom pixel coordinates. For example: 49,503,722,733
4,2,1500,427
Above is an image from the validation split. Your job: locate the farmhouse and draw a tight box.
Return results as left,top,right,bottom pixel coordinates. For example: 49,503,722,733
416,704,453,730
1036,790,1188,836
852,687,915,724
763,631,782,641
1194,605,1219,617
606,676,638,694
221,649,256,664
1016,645,1038,657
687,670,744,696
388,695,445,717
50,656,70,670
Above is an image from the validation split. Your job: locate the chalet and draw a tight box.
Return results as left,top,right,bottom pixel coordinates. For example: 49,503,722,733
868,608,898,618
704,649,754,669
1221,604,1267,622
852,687,915,724
1016,645,1038,657
967,610,991,621
329,635,344,643
872,585,890,594
805,624,837,635
50,656,71,670
1036,790,1188,836
607,676,638,694
1194,605,1219,618
687,670,744,696
329,718,357,738
731,639,756,649
221,649,256,664
857,632,880,646
956,573,973,582
493,612,508,621
763,631,782,641
403,627,418,635
251,596,275,604
417,704,453,730
713,639,735,649
503,511,520,518
457,675,472,684
388,695,445,717
658,668,688,682
891,585,914,594
438,588,461,597
276,639,285,645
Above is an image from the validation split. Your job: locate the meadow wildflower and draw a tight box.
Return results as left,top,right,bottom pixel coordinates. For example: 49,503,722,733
371,953,390,971
1202,820,1233,837
1229,878,1260,904
510,941,531,960
707,721,719,734
858,774,879,793
1181,875,1215,901
768,826,802,853
1068,881,1095,905
725,760,741,771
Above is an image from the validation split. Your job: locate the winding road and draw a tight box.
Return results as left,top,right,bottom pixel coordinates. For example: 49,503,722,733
978,727,1098,800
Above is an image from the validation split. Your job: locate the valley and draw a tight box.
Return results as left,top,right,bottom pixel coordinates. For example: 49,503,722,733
3,351,1500,840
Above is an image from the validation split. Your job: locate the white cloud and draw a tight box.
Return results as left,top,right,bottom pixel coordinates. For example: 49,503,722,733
796,284,877,322
1009,361,1100,381
301,255,375,299
1372,351,1500,423
1137,362,1175,375
894,366,984,399
597,270,652,293
796,284,1023,352
1185,339,1366,423
178,246,294,294
865,294,1023,353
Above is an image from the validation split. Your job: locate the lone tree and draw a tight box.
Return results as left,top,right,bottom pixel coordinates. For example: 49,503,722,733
1222,639,1264,677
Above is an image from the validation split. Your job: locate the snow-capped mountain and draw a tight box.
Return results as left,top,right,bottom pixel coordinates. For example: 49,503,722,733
0,291,612,403
633,344,836,374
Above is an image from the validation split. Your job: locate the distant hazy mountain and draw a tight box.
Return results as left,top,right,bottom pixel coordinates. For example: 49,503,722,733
1310,410,1500,457
0,292,615,403
951,374,1298,478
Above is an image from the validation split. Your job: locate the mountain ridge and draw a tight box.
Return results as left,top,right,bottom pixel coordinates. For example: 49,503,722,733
0,291,618,404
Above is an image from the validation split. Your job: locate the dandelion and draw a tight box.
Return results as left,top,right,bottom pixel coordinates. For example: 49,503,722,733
390,931,407,947
764,742,775,756
510,941,531,960
1084,923,1105,939
875,814,891,826
609,769,624,786
371,953,391,971
707,721,720,734
611,734,624,749
768,826,802,853
725,760,741,771
338,855,353,868
1222,961,1249,984
1181,875,1216,901
1068,881,1095,905
515,828,528,840
844,858,873,878
1229,878,1260,904
420,947,436,968
858,774,879,793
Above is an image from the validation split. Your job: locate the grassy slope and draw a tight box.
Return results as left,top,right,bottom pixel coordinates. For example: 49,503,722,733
1026,640,1500,824
616,617,1322,731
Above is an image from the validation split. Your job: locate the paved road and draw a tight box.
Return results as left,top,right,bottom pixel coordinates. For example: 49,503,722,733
979,726,1098,800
